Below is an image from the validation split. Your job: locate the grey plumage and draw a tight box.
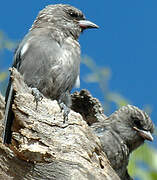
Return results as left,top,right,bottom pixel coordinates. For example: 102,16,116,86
3,4,98,144
91,105,154,180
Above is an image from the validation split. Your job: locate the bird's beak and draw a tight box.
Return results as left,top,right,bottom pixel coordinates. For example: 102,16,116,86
79,20,99,29
133,127,153,141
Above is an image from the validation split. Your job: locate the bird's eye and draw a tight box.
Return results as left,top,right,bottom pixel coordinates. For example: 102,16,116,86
69,11,79,18
134,119,142,129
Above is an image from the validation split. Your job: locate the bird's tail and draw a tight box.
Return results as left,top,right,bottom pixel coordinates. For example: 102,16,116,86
3,79,14,144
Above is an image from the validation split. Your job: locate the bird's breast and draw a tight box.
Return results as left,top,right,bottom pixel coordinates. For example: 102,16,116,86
59,37,80,69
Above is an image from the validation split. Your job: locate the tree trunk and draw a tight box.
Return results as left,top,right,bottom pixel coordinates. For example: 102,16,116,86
0,68,120,180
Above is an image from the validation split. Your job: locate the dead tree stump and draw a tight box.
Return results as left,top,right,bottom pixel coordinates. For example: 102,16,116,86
0,68,120,180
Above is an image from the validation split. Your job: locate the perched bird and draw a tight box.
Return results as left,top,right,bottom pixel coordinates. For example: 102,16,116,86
91,105,154,180
3,4,98,144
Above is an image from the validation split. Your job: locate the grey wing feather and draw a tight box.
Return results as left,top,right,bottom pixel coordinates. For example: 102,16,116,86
3,29,80,143
17,30,80,99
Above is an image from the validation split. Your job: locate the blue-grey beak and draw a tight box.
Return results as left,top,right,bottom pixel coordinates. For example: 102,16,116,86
79,20,99,29
133,127,153,141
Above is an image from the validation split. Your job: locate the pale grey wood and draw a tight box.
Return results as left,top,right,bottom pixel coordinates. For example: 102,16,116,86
0,68,120,180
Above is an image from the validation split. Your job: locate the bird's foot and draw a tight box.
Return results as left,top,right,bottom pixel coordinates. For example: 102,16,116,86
32,88,43,109
59,102,70,123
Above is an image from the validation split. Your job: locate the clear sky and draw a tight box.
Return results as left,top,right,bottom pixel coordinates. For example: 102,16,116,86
0,0,157,143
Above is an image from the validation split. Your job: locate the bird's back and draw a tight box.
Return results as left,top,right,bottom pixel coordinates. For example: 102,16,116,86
92,123,130,179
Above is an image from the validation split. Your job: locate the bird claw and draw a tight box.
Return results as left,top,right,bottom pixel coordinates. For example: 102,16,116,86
32,88,43,109
59,102,70,123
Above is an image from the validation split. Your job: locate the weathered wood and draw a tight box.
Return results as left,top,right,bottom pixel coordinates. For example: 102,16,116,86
0,68,120,180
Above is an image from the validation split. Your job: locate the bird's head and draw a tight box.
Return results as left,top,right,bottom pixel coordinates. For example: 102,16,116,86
109,105,154,152
31,4,98,40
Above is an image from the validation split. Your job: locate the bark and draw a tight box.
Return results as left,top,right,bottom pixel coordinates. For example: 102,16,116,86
0,68,120,180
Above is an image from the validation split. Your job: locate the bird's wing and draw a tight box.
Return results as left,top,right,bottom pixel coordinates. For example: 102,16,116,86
16,30,80,92
3,30,80,143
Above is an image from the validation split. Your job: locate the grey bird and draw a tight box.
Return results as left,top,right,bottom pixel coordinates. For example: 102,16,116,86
91,105,154,180
3,4,98,144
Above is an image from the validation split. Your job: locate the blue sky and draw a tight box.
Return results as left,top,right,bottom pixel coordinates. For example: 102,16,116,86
0,0,157,141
